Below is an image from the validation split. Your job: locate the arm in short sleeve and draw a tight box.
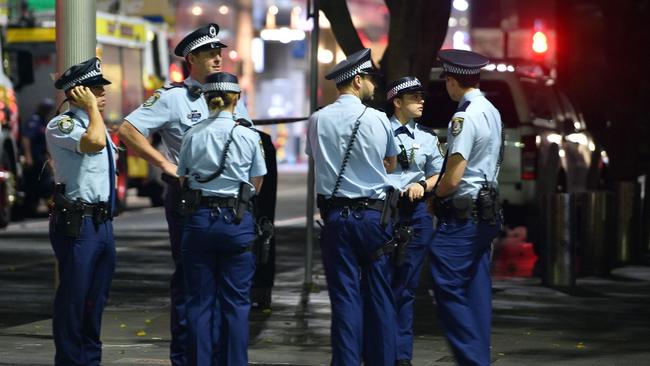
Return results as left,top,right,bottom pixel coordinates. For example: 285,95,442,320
447,113,475,160
124,89,171,138
426,136,444,176
305,113,318,157
249,132,268,178
381,114,398,157
46,116,88,154
176,133,191,177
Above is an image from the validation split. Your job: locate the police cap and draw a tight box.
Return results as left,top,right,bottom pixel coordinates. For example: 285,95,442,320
386,76,424,100
174,23,227,58
325,48,381,85
438,49,489,77
54,57,111,91
203,72,241,94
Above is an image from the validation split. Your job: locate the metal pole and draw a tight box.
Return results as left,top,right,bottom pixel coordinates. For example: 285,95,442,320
54,0,96,288
304,0,319,287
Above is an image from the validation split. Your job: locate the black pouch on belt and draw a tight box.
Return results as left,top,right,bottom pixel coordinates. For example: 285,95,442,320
53,191,84,238
234,182,253,224
178,189,201,216
476,184,498,224
380,188,400,227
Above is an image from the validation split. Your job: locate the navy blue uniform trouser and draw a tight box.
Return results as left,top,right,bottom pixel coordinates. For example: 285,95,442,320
164,187,188,366
182,208,256,366
430,218,500,366
320,208,396,366
392,202,434,361
50,217,115,366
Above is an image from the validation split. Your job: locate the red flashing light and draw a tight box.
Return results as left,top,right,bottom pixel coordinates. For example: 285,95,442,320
170,63,184,83
532,31,548,54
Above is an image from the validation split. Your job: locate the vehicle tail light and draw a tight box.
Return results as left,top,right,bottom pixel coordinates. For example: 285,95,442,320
521,135,537,181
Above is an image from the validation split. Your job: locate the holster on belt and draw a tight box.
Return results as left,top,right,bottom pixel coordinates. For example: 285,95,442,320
254,216,274,264
476,185,501,225
53,187,84,238
234,182,253,224
380,188,400,227
434,196,474,221
52,183,111,238
391,224,413,266
178,184,201,217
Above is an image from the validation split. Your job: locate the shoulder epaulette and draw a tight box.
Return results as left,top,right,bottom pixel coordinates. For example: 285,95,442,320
163,82,186,90
457,101,471,112
416,124,437,136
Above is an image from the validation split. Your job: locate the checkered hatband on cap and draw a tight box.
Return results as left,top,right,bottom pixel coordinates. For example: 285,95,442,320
182,35,223,57
386,78,422,100
333,60,373,84
61,69,102,91
442,62,482,75
203,82,241,93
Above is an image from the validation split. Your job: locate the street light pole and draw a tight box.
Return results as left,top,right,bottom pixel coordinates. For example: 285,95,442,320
305,0,319,288
53,0,96,288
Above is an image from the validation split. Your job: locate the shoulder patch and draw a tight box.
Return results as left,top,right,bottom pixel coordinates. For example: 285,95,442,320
457,101,471,112
57,115,74,134
437,140,446,156
416,124,437,136
142,91,161,107
451,117,464,136
259,139,266,159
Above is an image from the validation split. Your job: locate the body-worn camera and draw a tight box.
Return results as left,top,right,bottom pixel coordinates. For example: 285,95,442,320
397,145,410,170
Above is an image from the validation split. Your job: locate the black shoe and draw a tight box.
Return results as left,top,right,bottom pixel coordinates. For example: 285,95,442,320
396,360,412,366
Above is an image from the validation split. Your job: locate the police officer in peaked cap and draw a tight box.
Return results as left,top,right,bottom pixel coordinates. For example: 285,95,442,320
385,76,444,366
117,23,253,366
431,49,504,366
177,72,266,366
306,48,399,365
46,57,116,365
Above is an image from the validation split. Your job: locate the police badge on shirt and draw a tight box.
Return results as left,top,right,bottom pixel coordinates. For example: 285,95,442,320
187,110,202,123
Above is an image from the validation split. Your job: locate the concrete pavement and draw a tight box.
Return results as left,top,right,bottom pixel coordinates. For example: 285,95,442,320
1,209,650,365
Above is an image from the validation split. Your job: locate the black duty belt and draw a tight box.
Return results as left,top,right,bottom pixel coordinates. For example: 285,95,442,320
55,201,109,216
317,195,385,212
435,196,476,221
200,196,239,209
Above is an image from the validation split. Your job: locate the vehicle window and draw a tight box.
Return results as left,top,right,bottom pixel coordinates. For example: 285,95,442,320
521,81,554,120
421,80,456,128
422,79,519,129
479,80,519,128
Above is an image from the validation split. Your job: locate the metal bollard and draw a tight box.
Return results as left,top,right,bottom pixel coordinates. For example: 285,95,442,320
541,193,576,287
576,191,613,276
614,182,637,265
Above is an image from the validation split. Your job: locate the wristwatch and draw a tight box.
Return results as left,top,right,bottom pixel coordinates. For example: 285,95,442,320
417,180,427,191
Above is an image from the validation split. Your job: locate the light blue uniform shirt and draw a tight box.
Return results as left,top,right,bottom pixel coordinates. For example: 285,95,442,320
177,111,266,198
124,77,252,165
45,106,116,203
446,89,502,199
388,116,444,190
306,94,398,200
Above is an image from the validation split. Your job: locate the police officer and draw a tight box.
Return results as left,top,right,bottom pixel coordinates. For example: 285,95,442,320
385,76,444,366
117,24,252,365
431,49,503,366
21,98,55,216
177,72,266,366
306,48,399,366
46,57,116,366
